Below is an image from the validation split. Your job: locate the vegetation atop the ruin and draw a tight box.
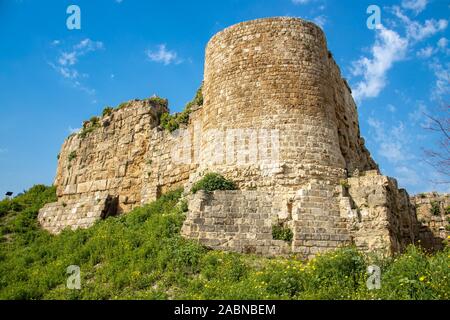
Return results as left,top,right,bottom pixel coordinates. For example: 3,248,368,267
191,173,236,194
0,185,449,300
430,201,441,216
102,106,114,117
145,96,169,109
160,85,203,132
78,118,101,139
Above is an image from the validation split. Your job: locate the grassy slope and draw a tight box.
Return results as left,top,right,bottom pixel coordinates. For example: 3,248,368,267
0,185,448,300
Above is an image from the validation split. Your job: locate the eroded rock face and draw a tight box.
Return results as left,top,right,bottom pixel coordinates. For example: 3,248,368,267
39,17,448,257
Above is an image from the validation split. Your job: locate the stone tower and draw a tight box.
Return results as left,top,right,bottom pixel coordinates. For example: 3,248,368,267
38,17,447,258
197,18,377,190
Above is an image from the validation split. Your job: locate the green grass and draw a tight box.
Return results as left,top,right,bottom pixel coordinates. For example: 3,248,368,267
0,185,449,300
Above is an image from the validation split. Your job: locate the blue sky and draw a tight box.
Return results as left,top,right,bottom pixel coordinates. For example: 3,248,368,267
0,0,448,196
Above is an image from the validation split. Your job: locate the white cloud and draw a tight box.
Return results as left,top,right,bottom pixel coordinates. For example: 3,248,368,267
437,37,450,55
312,15,327,28
401,0,428,15
416,46,435,58
0,148,7,154
292,0,311,4
367,117,410,163
351,26,408,102
73,39,104,53
437,37,448,49
58,52,77,66
408,102,430,125
395,165,421,186
429,60,450,101
146,44,181,65
50,38,103,95
351,7,448,102
387,104,397,112
68,127,81,134
393,7,447,42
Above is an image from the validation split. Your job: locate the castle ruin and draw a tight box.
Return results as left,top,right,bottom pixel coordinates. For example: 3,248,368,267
38,18,449,258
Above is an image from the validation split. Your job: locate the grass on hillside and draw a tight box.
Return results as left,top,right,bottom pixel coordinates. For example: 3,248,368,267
0,185,449,300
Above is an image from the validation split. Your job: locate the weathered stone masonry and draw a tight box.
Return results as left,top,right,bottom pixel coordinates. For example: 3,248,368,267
39,17,448,257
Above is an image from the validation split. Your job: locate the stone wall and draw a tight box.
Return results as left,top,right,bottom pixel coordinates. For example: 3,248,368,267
38,17,448,256
182,171,447,258
411,193,449,250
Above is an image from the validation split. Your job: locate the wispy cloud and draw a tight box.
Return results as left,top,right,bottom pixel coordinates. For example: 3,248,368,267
392,6,447,42
145,44,181,65
292,0,311,4
367,117,411,164
312,15,327,28
351,26,408,102
416,46,435,58
429,60,450,102
351,6,448,103
49,38,104,96
408,102,430,126
401,0,429,15
68,127,81,134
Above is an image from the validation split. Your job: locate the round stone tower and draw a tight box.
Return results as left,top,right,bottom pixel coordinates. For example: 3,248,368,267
196,17,375,190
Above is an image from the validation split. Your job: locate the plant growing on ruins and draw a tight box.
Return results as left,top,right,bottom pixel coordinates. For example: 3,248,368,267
117,102,129,109
340,179,350,189
430,201,441,216
67,151,77,162
160,85,203,132
191,173,236,194
445,206,450,215
146,96,169,109
272,224,293,242
78,117,101,139
102,106,114,117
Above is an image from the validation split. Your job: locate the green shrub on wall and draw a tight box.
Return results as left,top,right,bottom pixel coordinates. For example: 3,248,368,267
67,151,77,162
430,201,441,216
272,224,293,242
160,85,203,132
191,173,236,194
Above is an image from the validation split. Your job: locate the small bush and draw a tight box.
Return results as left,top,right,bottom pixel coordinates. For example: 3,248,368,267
272,224,293,242
117,102,129,109
78,119,101,139
340,179,350,189
445,206,450,215
67,151,77,162
89,116,99,125
191,173,236,194
430,201,441,216
102,107,113,117
146,97,168,109
160,85,203,132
